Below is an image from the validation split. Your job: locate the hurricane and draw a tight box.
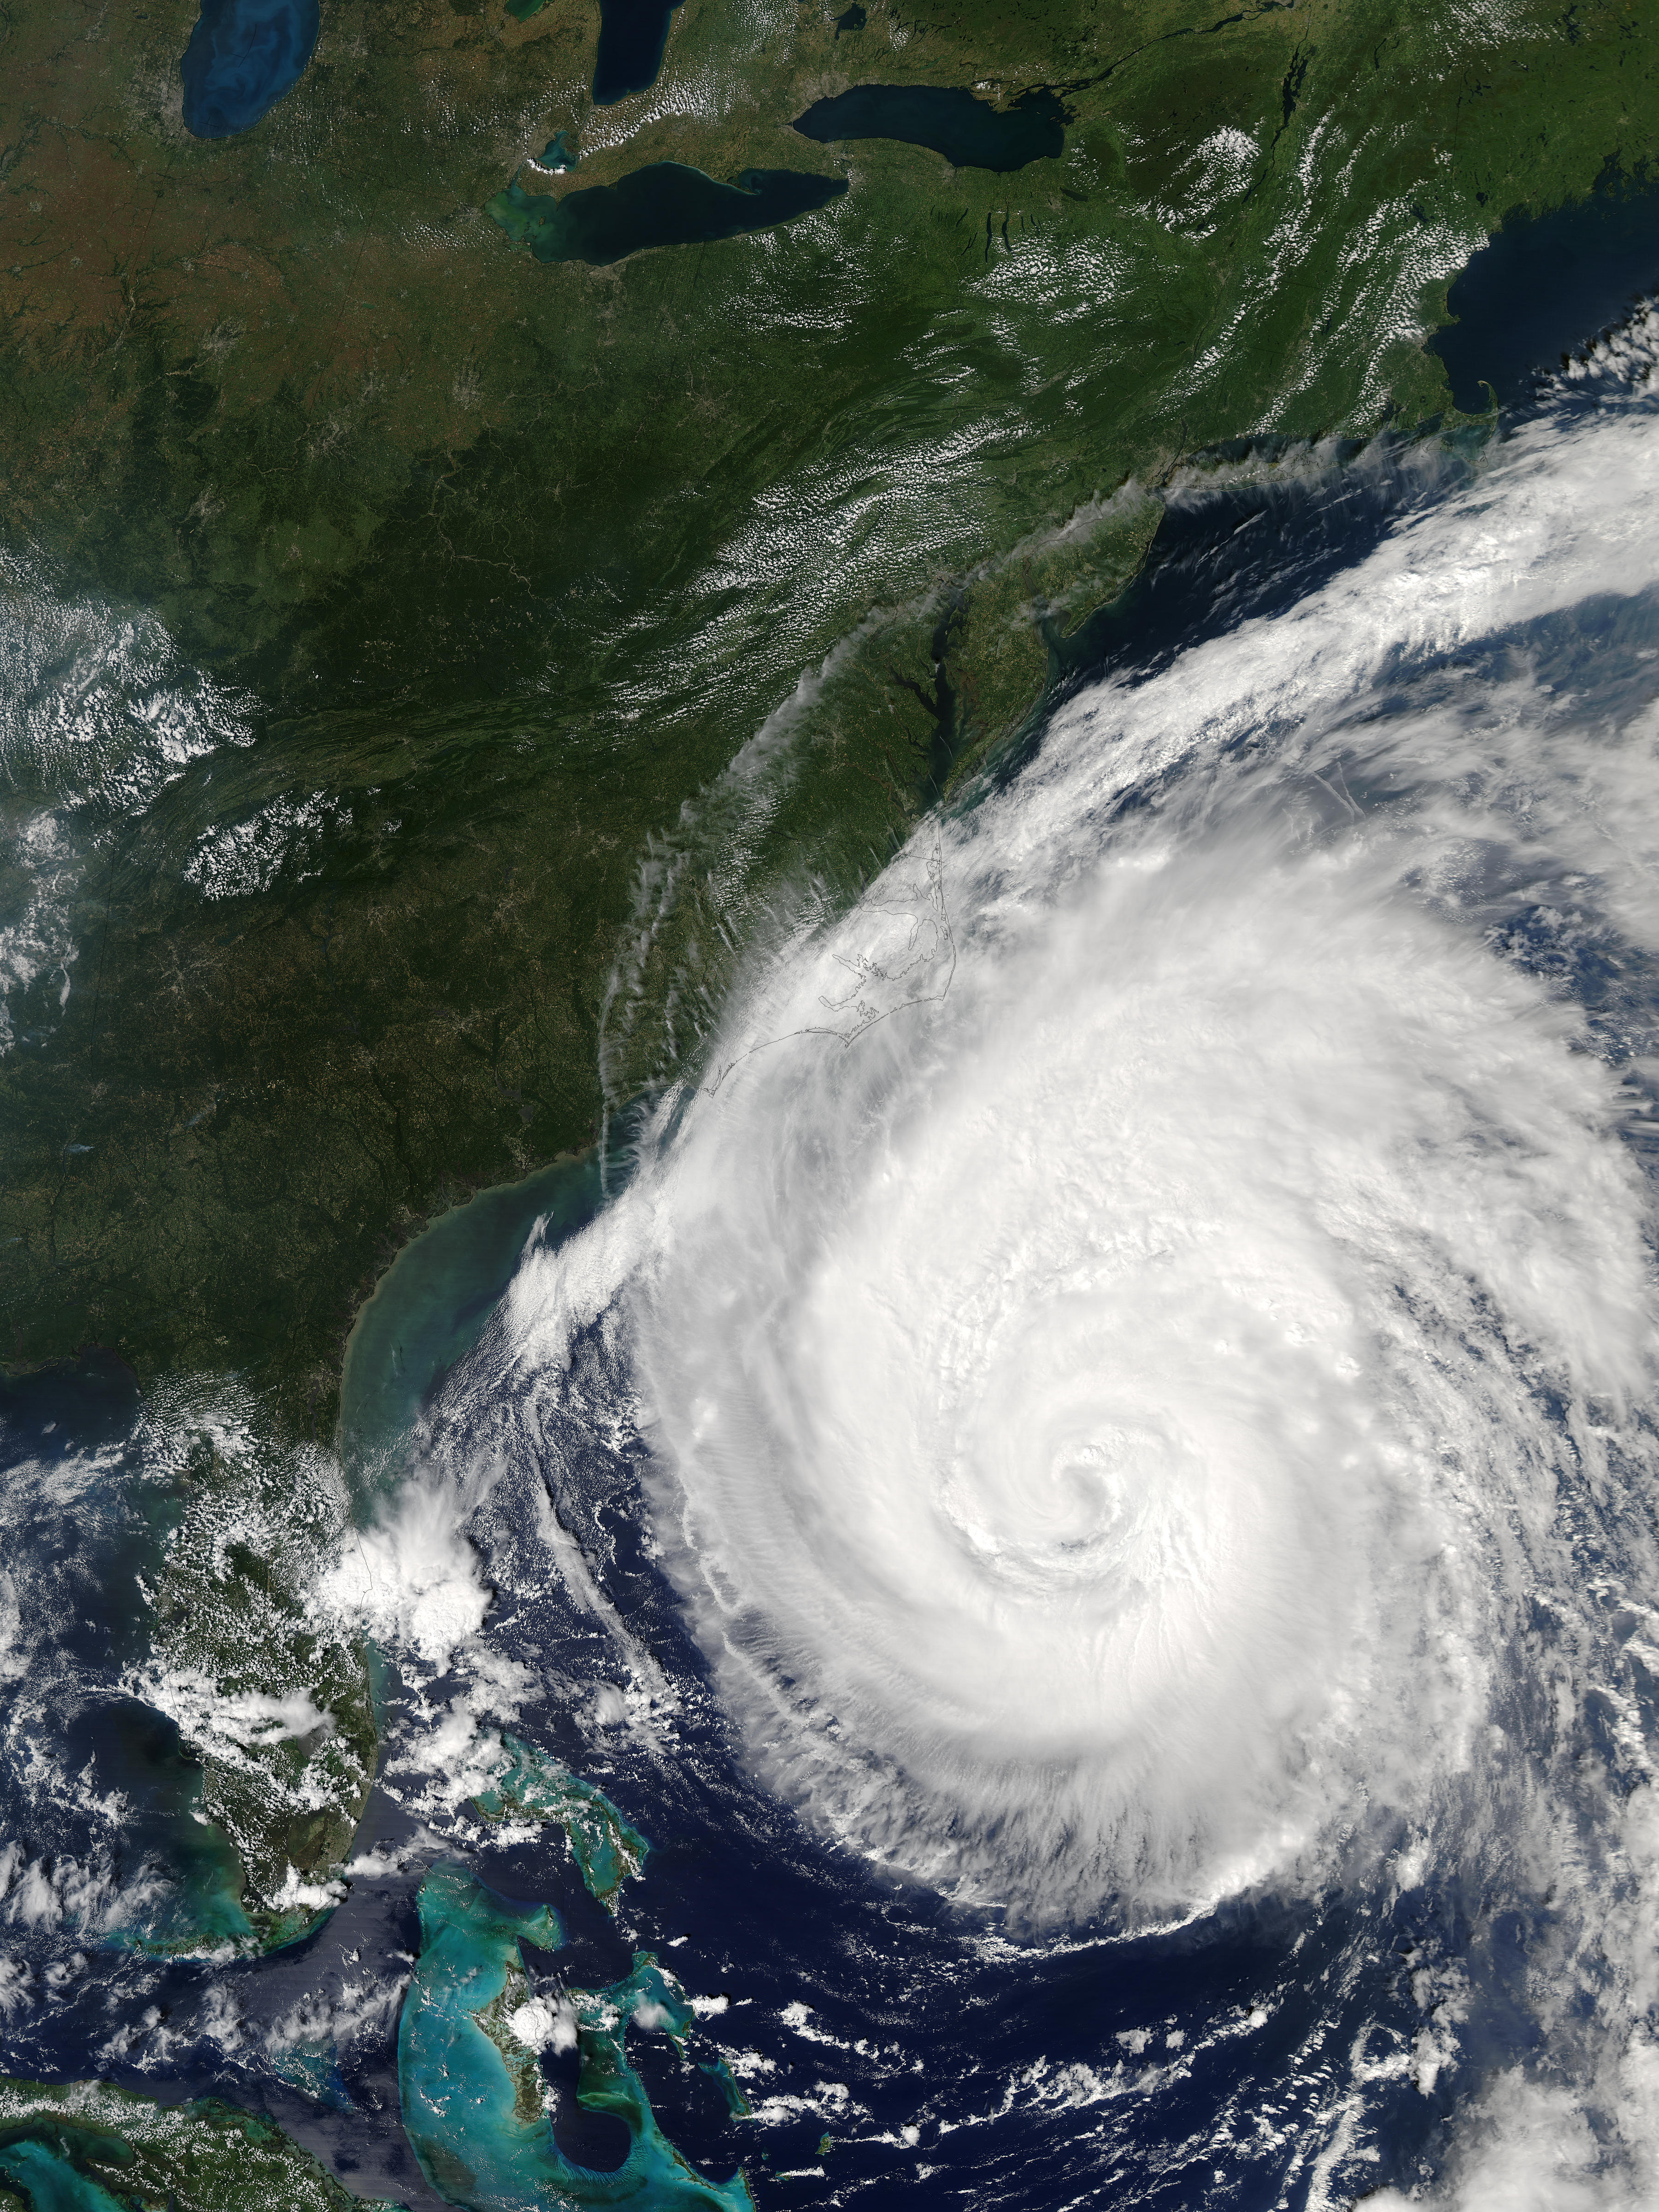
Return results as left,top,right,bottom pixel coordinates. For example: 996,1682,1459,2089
12,0,1659,2198
617,806,1652,1928
419,329,1659,2199
13,316,1659,2212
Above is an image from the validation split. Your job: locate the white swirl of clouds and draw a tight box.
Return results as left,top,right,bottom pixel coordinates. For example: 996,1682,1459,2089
506,388,1659,1965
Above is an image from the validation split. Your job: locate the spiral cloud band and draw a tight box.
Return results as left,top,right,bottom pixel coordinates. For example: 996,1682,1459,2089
507,388,1659,1939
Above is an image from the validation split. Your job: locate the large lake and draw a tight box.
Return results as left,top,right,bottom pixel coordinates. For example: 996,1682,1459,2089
488,163,847,268
793,84,1067,172
179,0,320,138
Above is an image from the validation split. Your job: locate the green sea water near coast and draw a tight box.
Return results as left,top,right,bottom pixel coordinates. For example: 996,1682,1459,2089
0,2142,124,2212
340,1154,603,1482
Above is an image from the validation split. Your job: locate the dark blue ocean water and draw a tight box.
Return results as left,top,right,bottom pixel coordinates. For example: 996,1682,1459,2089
1430,168,1659,411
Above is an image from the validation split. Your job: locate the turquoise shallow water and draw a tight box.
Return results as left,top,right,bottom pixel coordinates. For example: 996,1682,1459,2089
0,2143,128,2212
337,1162,757,2208
400,1863,753,2212
473,1735,650,1906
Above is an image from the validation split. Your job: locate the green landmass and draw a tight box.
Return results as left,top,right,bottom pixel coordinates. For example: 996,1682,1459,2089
2,0,1654,1425
0,0,1655,1977
0,2077,400,2211
119,1384,375,1950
